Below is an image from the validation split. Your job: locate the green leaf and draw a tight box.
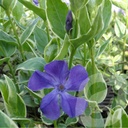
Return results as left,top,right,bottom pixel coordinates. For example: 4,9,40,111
18,0,46,20
96,0,112,40
70,6,103,49
39,109,55,126
87,0,103,7
46,0,68,39
12,118,31,126
54,34,70,60
87,0,103,21
90,6,104,39
78,5,91,35
0,57,9,65
121,108,128,127
0,42,16,57
96,38,111,57
114,74,128,90
114,18,126,38
34,27,48,53
85,62,107,103
70,0,89,14
70,33,92,49
104,110,113,127
112,0,127,10
5,76,26,117
58,123,67,128
0,110,18,128
44,38,58,62
22,95,38,107
105,107,128,127
0,100,4,110
17,57,46,71
20,18,38,44
80,112,104,128
84,73,107,103
12,1,23,21
4,75,17,100
0,76,26,117
25,87,42,100
0,80,8,103
0,30,17,45
0,0,17,11
65,117,78,126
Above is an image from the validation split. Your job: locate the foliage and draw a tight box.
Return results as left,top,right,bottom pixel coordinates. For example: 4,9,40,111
0,0,128,127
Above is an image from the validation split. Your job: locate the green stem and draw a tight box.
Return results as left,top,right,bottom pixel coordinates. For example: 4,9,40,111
90,47,95,75
45,21,50,42
83,43,86,66
53,120,57,128
27,42,38,57
8,61,20,93
91,112,95,128
89,46,96,128
6,11,25,61
69,46,76,69
122,38,126,72
72,18,78,39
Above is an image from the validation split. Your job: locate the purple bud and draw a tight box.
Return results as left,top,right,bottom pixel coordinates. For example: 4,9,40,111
33,0,38,6
66,11,73,33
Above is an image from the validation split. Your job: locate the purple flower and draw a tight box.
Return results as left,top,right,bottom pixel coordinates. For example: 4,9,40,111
28,60,89,120
66,10,73,33
33,0,38,6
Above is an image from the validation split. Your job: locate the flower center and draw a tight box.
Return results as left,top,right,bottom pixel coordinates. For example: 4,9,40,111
58,85,65,92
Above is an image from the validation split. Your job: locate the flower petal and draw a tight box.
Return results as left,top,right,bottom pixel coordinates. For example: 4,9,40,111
28,70,55,91
44,60,69,84
60,92,88,117
40,90,60,120
65,65,89,91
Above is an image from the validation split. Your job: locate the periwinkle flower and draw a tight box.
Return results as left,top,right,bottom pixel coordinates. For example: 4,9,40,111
28,60,89,120
33,0,38,6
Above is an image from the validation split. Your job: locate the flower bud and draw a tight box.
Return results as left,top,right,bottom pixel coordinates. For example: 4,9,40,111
65,10,73,33
33,0,38,6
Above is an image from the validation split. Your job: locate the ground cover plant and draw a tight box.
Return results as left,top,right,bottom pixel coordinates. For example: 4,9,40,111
0,0,128,127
